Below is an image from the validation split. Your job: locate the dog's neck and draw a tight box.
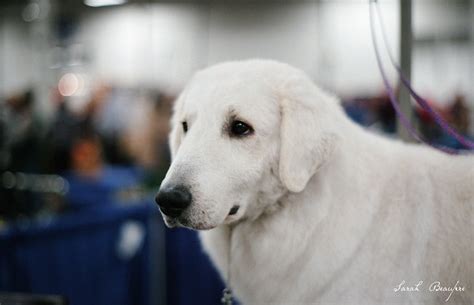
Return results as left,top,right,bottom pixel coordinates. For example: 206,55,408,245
199,124,387,302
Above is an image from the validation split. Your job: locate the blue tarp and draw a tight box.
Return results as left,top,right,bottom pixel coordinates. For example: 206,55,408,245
0,204,153,305
165,228,226,305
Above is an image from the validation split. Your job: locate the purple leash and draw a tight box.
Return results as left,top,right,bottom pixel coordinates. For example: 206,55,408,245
369,0,474,153
373,1,474,150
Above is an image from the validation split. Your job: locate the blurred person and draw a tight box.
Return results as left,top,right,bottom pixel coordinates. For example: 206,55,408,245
153,93,174,168
374,95,396,133
91,85,134,165
1,90,42,172
121,92,174,191
70,125,104,178
122,92,173,168
89,84,174,171
415,95,471,148
45,84,125,174
343,94,396,134
45,88,81,174
448,94,470,135
415,98,448,141
0,90,44,218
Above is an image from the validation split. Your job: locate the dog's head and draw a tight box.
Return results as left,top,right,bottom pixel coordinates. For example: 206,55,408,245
156,60,340,230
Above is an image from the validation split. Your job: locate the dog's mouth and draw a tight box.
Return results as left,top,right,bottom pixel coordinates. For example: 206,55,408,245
162,216,179,228
163,216,218,230
162,205,241,230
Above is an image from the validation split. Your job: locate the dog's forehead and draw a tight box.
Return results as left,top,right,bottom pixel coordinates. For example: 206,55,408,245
184,75,273,114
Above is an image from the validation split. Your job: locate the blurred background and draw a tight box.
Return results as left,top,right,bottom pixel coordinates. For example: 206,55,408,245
0,0,473,304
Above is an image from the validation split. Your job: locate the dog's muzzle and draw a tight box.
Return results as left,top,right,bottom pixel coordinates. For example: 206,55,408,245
155,185,192,218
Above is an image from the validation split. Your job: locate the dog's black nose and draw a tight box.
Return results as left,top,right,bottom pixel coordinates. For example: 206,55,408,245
155,185,192,218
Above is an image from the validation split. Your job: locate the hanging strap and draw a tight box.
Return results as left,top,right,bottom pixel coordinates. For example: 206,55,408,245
369,0,473,154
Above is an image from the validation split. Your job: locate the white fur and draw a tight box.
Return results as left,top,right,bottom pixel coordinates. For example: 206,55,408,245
160,60,473,304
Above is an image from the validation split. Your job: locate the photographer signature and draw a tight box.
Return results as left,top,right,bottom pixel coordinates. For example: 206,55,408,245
394,280,465,302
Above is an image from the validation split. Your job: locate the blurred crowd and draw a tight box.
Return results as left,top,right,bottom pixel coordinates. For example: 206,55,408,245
343,92,472,147
0,84,470,219
0,82,472,222
0,84,175,221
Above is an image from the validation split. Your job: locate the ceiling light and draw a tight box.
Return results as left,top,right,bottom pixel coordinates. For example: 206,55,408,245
58,73,80,97
84,0,127,7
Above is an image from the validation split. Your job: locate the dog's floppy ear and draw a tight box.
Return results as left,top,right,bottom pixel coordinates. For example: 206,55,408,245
279,77,338,193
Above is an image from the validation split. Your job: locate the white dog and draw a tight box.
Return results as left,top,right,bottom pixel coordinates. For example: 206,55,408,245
156,60,473,305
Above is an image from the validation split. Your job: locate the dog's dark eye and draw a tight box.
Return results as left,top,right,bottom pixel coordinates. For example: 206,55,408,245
230,120,253,137
182,121,188,133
